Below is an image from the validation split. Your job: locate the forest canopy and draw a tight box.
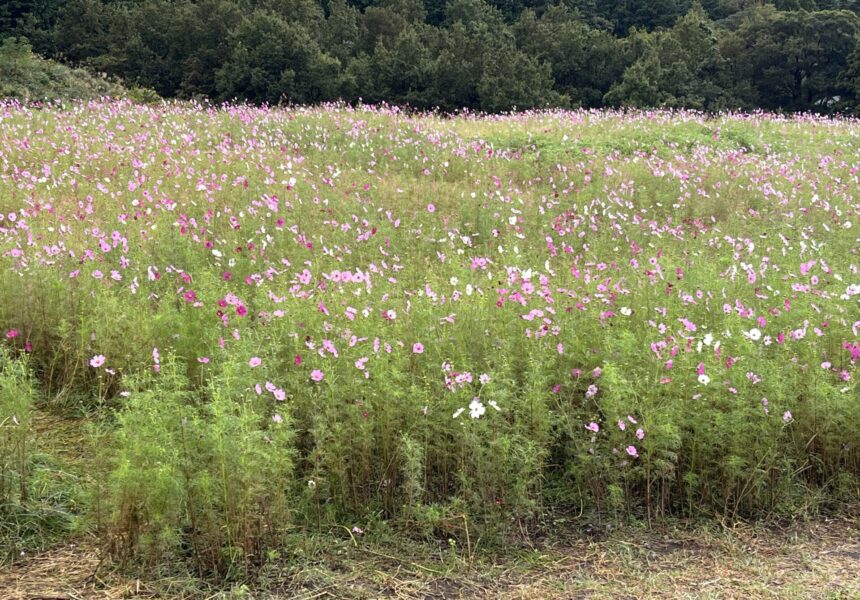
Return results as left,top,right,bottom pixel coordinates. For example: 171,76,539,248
2,0,860,113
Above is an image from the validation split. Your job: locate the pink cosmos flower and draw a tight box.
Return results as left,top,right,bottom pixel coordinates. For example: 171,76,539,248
310,369,325,382
626,446,639,458
90,355,106,368
249,357,262,368
427,203,436,213
413,342,424,354
585,422,600,433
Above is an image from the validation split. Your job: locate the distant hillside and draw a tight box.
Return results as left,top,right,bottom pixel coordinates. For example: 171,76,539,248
0,37,157,103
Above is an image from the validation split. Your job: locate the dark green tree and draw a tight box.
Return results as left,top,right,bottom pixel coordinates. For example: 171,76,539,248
178,0,246,98
514,5,627,106
605,5,733,109
215,9,343,103
721,6,860,110
323,0,362,63
51,0,114,63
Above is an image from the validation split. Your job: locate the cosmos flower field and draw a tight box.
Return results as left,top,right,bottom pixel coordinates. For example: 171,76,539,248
1,100,858,573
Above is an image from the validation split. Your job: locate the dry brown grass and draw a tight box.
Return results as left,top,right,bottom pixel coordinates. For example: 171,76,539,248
2,516,858,599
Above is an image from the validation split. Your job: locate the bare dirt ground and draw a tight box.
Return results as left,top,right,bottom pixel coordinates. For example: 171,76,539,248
2,516,858,599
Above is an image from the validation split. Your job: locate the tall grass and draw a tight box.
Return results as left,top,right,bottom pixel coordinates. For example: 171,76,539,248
0,101,857,574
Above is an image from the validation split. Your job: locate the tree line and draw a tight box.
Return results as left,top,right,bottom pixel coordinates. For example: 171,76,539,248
2,0,860,113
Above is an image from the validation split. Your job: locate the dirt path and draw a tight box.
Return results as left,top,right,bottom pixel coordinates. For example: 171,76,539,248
1,518,858,599
489,518,860,599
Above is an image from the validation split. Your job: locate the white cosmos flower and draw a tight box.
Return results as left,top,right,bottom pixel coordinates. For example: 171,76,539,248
620,307,632,316
698,374,711,385
469,398,486,419
703,333,714,346
747,328,762,341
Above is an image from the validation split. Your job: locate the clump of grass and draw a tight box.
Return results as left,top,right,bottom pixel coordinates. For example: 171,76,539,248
108,357,295,578
0,349,82,562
